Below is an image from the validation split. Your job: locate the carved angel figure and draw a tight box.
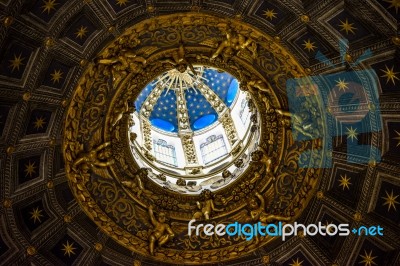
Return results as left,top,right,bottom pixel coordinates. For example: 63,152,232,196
162,44,196,75
122,168,150,198
192,190,224,220
148,205,175,256
248,192,290,224
211,28,256,60
276,109,315,139
250,149,274,174
97,49,146,83
72,142,114,172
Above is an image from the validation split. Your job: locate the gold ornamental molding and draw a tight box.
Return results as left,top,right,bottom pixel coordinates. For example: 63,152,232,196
63,13,324,264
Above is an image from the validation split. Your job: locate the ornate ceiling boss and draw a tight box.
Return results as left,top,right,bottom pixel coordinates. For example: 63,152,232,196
63,13,324,264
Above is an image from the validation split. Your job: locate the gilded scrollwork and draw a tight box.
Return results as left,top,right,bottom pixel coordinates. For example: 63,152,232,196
181,134,198,165
63,13,322,264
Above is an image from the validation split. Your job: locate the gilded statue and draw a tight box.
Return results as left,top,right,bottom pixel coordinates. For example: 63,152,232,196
192,190,224,220
162,44,196,74
110,101,135,128
97,49,146,83
72,142,114,172
122,168,150,198
129,132,137,144
251,149,274,174
248,192,290,224
148,205,174,256
276,109,314,139
211,28,256,60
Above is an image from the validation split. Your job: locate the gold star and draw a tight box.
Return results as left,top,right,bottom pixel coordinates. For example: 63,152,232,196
41,0,58,14
116,0,129,6
339,18,356,35
346,126,358,141
8,53,25,73
24,161,37,177
289,258,303,266
382,190,399,212
380,65,399,85
393,130,400,147
335,78,349,91
325,220,335,234
384,0,400,14
33,116,47,129
29,207,43,224
338,174,351,190
75,26,88,39
263,9,277,20
50,69,63,84
359,250,377,266
61,240,76,257
302,39,316,52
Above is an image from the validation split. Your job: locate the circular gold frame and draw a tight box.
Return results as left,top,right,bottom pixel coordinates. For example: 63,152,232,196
63,13,323,264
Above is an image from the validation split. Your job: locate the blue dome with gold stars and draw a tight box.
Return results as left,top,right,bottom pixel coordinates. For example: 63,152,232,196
135,67,239,132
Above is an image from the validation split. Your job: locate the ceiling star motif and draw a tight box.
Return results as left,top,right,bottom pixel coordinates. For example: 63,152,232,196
289,258,303,266
116,0,129,7
346,126,358,141
324,220,335,233
24,161,37,177
61,240,76,257
29,207,44,224
75,26,88,39
335,78,349,91
302,39,316,52
338,174,351,190
41,0,58,14
359,250,377,266
8,53,25,72
393,130,400,147
50,69,63,84
382,190,399,212
33,116,46,129
380,65,399,85
384,0,400,14
339,18,357,35
263,9,277,20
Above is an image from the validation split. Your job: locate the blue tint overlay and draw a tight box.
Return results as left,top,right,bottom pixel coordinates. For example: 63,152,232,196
286,40,381,168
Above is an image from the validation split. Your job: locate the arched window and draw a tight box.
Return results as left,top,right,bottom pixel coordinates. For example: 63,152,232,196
200,135,228,165
153,139,177,167
239,99,250,125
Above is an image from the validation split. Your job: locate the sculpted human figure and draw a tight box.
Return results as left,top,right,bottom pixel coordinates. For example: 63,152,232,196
73,142,114,172
148,205,174,256
251,149,273,174
192,190,223,220
211,28,256,60
97,49,146,83
249,192,290,224
163,44,196,75
122,168,150,198
276,109,314,138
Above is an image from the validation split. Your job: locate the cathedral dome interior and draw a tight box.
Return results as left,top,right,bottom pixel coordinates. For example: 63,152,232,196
130,66,257,193
0,1,399,266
